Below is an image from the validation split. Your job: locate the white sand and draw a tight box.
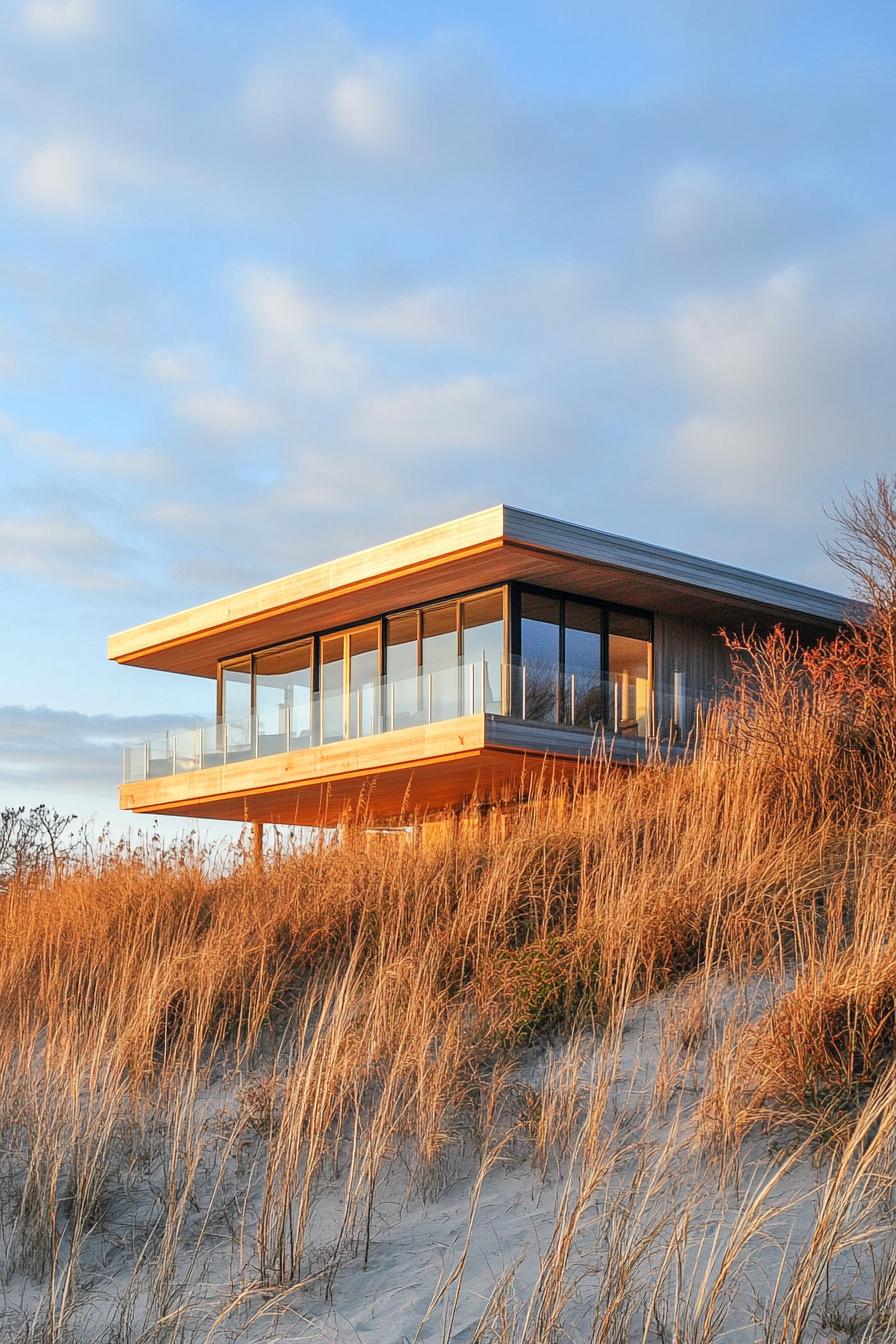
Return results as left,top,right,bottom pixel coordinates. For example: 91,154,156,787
2,980,891,1342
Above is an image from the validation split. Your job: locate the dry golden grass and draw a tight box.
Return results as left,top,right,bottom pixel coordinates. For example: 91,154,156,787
8,600,896,1336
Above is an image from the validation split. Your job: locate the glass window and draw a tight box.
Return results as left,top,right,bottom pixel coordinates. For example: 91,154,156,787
386,612,419,729
520,592,560,722
320,634,345,744
461,592,504,714
221,658,252,755
255,641,312,754
348,625,380,738
565,601,602,728
422,603,459,722
221,658,251,722
609,612,652,736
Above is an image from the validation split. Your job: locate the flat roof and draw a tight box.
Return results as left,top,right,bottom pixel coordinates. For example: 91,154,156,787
108,504,855,677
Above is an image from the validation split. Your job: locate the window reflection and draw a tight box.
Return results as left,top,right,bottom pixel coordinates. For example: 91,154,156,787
348,626,379,738
609,613,652,736
520,592,560,722
255,641,312,754
422,603,459,721
221,658,252,755
386,612,419,729
565,601,602,728
320,635,345,744
461,592,503,713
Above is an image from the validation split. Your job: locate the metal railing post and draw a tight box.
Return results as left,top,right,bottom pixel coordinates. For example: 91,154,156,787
428,673,433,723
522,664,527,719
570,673,576,726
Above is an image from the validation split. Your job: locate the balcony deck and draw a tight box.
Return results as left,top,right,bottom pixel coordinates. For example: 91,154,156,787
119,713,656,827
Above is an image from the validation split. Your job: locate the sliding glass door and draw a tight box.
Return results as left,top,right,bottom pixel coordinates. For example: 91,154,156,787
385,612,420,729
564,601,602,728
461,592,504,713
515,587,651,733
422,603,459,720
319,635,345,745
519,592,561,721
348,626,379,738
215,587,509,760
609,613,652,736
255,640,313,754
321,624,381,743
220,657,252,756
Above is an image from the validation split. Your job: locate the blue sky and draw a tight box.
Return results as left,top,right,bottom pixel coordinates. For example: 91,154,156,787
1,0,895,834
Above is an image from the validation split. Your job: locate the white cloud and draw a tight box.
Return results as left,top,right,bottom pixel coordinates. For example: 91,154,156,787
14,135,149,220
666,261,896,512
671,414,782,506
651,164,767,252
356,285,460,343
145,346,211,386
20,0,100,39
240,50,331,136
0,704,202,795
16,141,92,215
672,267,808,399
1,411,163,479
0,348,22,379
174,388,270,436
238,265,316,343
0,508,133,587
242,42,407,158
328,63,403,153
355,376,536,454
235,263,359,394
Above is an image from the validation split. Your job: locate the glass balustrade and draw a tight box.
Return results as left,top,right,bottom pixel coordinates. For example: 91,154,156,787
122,658,703,782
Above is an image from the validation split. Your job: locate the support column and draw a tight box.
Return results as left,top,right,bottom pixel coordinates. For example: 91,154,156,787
252,821,264,870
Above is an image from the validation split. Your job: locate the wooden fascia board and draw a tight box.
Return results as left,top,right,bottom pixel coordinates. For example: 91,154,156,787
109,532,507,670
108,502,856,673
119,715,489,813
124,747,487,816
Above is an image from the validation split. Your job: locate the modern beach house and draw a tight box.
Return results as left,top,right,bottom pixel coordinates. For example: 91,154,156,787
111,506,850,828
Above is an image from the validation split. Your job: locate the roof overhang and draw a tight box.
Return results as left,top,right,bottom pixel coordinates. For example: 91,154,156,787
108,505,856,678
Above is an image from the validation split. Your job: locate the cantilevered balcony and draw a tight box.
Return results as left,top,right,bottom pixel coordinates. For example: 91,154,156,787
122,657,700,783
119,658,698,827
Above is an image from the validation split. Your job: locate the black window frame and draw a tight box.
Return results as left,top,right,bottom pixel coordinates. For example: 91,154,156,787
214,581,653,728
216,585,511,718
511,581,653,724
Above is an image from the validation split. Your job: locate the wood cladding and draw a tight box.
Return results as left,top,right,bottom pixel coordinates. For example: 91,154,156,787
652,614,734,705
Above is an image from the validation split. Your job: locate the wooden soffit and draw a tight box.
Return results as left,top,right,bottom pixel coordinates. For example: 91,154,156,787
109,505,853,678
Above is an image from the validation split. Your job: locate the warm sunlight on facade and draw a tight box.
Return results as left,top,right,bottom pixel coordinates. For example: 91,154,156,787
109,505,850,827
